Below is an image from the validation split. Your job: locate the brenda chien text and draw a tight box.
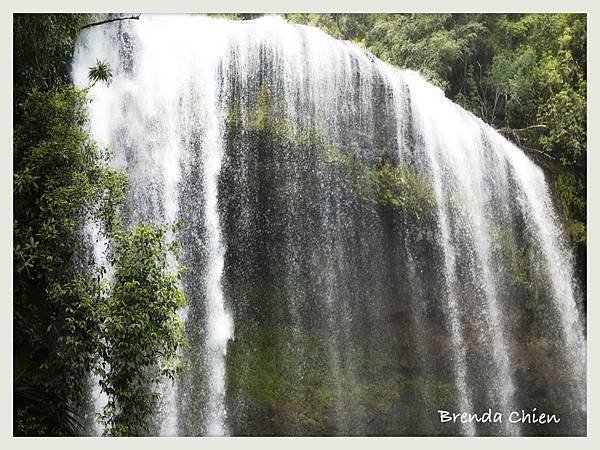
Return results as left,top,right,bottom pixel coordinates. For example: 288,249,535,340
437,408,560,424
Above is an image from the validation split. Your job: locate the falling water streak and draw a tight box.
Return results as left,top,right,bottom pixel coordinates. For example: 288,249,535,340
320,260,346,434
72,16,235,435
403,71,527,435
201,55,234,436
467,211,517,435
319,190,350,435
430,185,475,437
157,90,183,439
400,223,436,434
82,221,111,436
428,99,517,434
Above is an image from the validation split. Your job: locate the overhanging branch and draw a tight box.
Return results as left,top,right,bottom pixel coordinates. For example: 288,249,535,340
81,14,141,30
496,125,555,161
522,146,556,161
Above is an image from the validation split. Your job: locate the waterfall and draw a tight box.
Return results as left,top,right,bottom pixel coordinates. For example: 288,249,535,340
83,220,110,436
73,14,586,436
197,51,234,437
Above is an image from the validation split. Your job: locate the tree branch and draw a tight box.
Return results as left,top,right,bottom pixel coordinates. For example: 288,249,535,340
498,124,549,134
81,14,141,30
521,146,556,161
497,126,555,161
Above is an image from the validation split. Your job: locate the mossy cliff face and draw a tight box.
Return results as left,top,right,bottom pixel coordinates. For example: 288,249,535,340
211,82,577,436
216,83,455,435
225,325,458,436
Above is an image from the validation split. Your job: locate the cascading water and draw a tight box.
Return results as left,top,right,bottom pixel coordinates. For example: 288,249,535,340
73,14,586,436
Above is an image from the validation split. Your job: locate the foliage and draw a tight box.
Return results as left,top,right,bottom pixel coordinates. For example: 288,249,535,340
537,82,586,166
325,147,437,224
13,15,90,435
366,14,486,92
481,14,586,281
88,60,113,87
98,224,186,436
13,84,127,435
286,13,375,43
13,14,90,114
552,172,586,246
14,14,187,436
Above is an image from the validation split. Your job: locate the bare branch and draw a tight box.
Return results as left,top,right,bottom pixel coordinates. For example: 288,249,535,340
496,126,555,160
521,146,556,161
498,124,549,134
81,14,141,31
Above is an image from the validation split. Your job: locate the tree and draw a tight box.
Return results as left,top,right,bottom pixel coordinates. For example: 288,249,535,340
98,224,186,436
13,71,127,436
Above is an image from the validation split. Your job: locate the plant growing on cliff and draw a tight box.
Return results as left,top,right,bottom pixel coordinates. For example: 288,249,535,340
324,147,437,225
98,223,187,436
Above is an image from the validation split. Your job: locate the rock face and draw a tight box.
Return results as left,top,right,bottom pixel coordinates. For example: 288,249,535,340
72,15,586,436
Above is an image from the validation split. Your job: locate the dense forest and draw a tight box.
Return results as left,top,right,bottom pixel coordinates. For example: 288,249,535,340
13,13,586,436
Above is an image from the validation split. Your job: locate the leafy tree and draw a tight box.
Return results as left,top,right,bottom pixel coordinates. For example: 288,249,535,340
286,13,375,42
13,76,127,436
481,14,586,282
13,16,127,434
366,14,486,92
13,14,88,113
98,224,186,436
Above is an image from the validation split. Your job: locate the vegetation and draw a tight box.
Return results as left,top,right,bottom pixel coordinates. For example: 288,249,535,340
226,324,455,435
325,147,437,224
14,14,186,436
99,224,186,436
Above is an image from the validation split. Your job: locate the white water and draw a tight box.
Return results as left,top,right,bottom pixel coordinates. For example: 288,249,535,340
501,139,587,413
399,71,520,435
73,14,585,436
197,51,234,437
83,221,110,435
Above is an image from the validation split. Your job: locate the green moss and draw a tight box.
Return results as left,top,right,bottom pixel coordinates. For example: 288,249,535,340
225,325,329,431
352,377,403,414
227,82,294,142
226,321,460,433
488,220,548,323
408,378,456,410
324,147,437,224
